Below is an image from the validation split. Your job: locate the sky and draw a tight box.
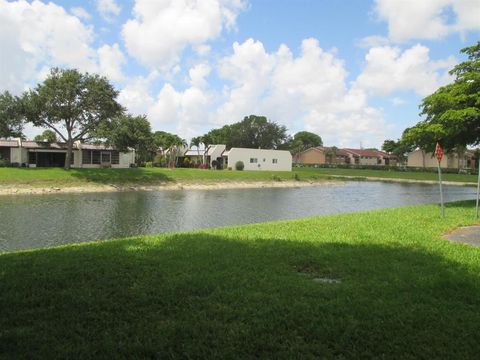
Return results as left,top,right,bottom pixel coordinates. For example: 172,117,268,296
1,0,479,148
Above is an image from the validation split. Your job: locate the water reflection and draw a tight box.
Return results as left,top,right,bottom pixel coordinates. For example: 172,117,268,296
0,181,475,252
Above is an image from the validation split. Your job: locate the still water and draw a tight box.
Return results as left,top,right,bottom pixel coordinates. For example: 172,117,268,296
0,181,476,252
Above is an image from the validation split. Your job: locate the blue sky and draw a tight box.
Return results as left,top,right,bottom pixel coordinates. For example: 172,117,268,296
1,0,479,147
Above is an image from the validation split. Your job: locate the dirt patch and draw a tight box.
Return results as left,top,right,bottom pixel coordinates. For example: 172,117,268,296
443,226,480,247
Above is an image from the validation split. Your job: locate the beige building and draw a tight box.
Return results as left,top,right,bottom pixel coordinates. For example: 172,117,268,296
407,149,476,169
0,138,135,168
223,147,292,171
294,147,396,166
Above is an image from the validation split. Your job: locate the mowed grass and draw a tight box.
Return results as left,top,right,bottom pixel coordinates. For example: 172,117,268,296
0,166,477,188
1,202,479,358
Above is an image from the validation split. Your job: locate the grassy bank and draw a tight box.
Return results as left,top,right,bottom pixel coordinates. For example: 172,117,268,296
0,166,477,189
1,202,479,358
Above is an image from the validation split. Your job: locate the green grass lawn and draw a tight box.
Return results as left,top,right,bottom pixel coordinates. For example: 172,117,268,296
0,166,477,188
1,202,479,358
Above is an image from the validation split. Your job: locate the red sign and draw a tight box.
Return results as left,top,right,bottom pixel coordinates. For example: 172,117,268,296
435,143,443,162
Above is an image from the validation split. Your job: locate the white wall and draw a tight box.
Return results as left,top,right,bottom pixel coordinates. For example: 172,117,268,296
227,148,292,171
207,145,226,167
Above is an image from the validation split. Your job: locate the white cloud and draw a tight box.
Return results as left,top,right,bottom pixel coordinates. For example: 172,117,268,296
357,35,390,48
97,43,126,82
122,0,247,70
96,0,121,21
71,6,91,21
354,44,456,97
118,67,212,139
391,97,406,106
214,38,388,147
0,0,98,94
374,0,480,42
0,0,129,95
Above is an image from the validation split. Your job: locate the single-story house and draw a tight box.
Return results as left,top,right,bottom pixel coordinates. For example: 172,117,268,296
0,138,135,168
407,149,476,170
223,147,292,171
182,144,292,171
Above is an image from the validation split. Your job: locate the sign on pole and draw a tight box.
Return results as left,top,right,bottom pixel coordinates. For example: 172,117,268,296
435,143,445,218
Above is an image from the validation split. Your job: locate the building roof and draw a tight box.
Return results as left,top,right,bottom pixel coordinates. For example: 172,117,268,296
0,139,19,147
21,141,76,149
80,143,116,150
184,149,205,156
342,148,392,158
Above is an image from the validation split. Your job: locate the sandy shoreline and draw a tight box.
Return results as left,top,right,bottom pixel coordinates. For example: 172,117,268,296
0,180,337,196
0,176,475,196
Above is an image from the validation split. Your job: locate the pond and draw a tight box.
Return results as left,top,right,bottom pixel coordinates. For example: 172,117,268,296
0,181,476,252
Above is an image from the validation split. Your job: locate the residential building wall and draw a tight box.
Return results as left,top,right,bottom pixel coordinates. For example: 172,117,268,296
407,149,474,169
296,148,326,164
227,148,292,171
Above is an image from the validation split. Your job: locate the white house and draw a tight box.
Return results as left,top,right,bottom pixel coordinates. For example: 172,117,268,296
224,147,292,171
0,138,135,168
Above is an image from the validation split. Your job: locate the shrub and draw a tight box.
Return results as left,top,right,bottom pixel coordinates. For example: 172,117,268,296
145,161,153,168
0,159,10,167
153,154,166,167
235,161,244,171
293,172,300,181
212,160,218,169
272,175,282,181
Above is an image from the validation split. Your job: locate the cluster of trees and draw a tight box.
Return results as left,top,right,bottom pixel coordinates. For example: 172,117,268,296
193,115,322,153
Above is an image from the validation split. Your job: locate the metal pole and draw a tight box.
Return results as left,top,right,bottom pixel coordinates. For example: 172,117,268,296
438,162,445,218
476,164,480,219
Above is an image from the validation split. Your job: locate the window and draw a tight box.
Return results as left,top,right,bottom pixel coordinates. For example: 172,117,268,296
101,152,111,163
250,158,257,163
92,151,101,164
111,151,119,165
82,150,91,164
272,158,278,164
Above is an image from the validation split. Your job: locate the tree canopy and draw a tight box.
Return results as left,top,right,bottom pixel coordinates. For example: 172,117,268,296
0,91,24,138
402,42,480,152
21,68,123,169
102,114,156,164
290,131,323,153
200,115,289,149
34,129,57,143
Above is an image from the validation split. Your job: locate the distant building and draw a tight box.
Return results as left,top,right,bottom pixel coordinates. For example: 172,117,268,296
407,149,476,170
0,138,135,168
294,147,396,166
182,144,292,171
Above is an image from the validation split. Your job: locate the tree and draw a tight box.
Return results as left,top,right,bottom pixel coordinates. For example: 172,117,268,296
102,114,155,164
153,131,187,167
21,68,123,169
290,131,323,162
0,91,24,138
382,139,413,165
190,136,202,163
34,129,57,143
403,42,480,152
200,115,289,150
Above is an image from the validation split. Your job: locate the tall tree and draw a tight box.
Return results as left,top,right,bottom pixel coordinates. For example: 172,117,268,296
290,131,323,156
21,68,123,169
153,131,187,166
403,42,480,151
200,115,289,149
0,91,24,138
34,129,57,143
103,114,155,164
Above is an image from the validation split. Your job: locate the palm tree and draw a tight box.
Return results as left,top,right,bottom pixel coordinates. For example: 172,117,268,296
190,136,201,165
200,134,212,165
